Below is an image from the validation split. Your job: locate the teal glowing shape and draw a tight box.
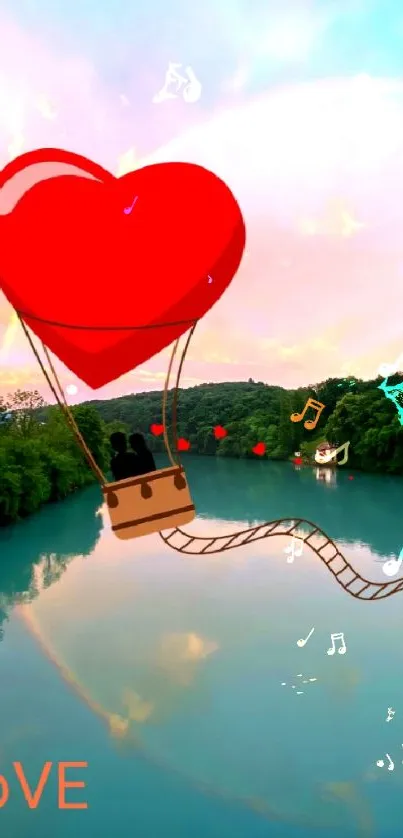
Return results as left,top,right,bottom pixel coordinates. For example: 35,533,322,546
378,377,403,425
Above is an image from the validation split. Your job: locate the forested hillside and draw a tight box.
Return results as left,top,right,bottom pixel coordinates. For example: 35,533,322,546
83,374,403,470
1,373,403,527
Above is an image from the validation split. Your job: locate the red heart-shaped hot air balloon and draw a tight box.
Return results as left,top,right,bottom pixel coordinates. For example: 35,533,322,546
0,149,245,388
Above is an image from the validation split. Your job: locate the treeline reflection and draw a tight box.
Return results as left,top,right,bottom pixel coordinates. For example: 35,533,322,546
0,486,102,638
0,457,401,638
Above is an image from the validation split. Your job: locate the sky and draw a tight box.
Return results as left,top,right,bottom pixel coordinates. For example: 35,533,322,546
1,0,403,404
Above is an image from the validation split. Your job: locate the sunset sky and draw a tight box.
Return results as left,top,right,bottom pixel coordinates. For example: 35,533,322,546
1,0,403,404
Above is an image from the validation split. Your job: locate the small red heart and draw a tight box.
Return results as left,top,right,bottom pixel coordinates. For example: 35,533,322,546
150,423,164,436
348,475,354,480
214,425,228,440
252,442,266,456
177,438,191,451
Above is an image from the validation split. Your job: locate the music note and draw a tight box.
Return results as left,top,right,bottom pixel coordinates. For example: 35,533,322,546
326,631,347,656
182,66,202,103
382,547,403,577
315,441,350,466
284,536,304,563
152,62,187,103
290,398,325,431
376,754,395,771
297,627,315,648
123,195,138,215
152,63,201,104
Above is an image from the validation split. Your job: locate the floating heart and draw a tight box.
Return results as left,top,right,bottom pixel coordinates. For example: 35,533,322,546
252,442,266,456
150,423,164,436
213,425,228,440
177,438,191,451
0,149,245,389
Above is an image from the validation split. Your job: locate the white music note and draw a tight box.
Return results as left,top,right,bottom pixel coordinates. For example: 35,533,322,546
297,627,315,648
327,631,347,656
182,66,202,103
152,63,187,103
382,547,403,577
284,536,303,564
376,753,395,771
152,63,202,104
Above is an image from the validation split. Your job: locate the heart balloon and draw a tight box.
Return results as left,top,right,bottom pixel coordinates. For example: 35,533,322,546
0,148,245,388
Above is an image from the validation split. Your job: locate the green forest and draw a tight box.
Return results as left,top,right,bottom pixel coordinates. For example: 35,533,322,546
1,373,403,527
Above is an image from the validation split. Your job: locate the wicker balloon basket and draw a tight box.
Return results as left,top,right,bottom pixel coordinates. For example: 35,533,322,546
102,464,195,540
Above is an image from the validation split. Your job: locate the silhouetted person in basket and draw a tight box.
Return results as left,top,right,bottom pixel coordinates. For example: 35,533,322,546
110,431,139,481
129,432,157,476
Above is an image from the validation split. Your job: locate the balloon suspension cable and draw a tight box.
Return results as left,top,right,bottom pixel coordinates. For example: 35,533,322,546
17,315,107,485
161,322,198,468
158,326,403,602
171,323,197,453
162,338,181,469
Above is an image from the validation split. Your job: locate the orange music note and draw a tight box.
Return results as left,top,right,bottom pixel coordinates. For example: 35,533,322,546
290,398,325,431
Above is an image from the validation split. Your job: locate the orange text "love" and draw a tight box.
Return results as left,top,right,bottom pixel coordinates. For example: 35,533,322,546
0,762,87,809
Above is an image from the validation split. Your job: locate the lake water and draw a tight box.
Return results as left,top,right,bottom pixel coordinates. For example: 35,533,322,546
1,456,403,838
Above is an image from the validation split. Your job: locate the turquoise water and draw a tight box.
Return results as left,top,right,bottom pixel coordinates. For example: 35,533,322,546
1,457,403,837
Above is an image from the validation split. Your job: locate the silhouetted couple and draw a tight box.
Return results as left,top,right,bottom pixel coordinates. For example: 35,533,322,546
110,431,156,482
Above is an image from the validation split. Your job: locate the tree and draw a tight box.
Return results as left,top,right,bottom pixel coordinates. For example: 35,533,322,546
324,388,403,473
0,393,109,526
3,389,46,436
71,405,109,472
